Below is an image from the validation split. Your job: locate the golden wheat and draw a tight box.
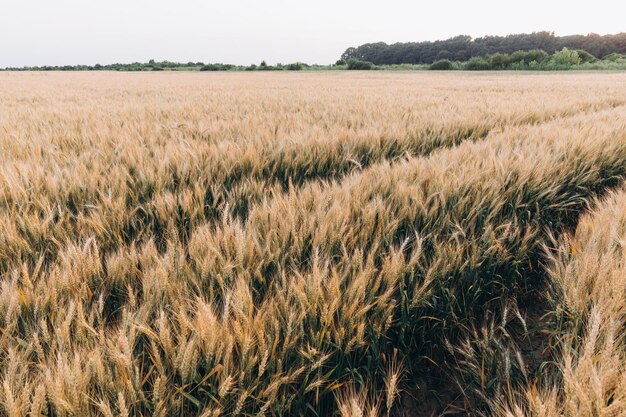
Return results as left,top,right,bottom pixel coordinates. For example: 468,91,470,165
499,188,626,417
0,71,625,416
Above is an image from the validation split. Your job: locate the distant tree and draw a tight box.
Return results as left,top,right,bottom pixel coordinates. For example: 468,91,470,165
436,50,451,60
341,47,357,61
257,61,282,71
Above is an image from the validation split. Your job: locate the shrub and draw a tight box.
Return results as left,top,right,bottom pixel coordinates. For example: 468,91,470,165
258,62,279,71
526,49,549,63
200,63,235,71
429,59,454,70
549,47,581,68
574,49,597,63
488,53,511,69
508,50,549,68
346,58,374,70
286,62,305,71
603,52,626,62
464,57,491,70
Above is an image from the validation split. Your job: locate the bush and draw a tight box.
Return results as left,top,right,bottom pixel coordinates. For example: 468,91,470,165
603,53,626,62
509,50,549,67
429,59,454,70
200,63,235,71
488,53,511,69
464,57,491,70
286,62,305,71
346,58,374,70
550,48,581,67
151,66,164,71
576,60,626,70
378,63,429,71
574,49,597,63
258,63,279,71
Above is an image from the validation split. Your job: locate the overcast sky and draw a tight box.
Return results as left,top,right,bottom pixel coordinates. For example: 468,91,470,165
1,0,624,67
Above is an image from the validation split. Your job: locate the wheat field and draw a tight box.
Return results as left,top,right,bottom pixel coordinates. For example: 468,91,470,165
0,71,625,417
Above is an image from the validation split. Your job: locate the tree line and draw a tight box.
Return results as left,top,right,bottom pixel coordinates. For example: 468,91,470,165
425,47,626,71
0,60,206,72
0,60,320,72
341,32,626,65
3,32,626,72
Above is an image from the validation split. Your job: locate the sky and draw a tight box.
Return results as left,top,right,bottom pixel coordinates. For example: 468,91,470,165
1,0,624,67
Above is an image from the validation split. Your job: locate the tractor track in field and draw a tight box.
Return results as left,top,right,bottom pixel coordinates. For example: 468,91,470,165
393,105,626,417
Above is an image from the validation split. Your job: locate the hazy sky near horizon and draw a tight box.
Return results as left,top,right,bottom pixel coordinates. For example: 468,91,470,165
1,0,624,67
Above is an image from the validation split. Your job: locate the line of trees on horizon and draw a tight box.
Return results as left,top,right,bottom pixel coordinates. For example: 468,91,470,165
341,31,626,65
0,60,322,72
338,47,626,71
423,47,626,71
3,32,626,72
